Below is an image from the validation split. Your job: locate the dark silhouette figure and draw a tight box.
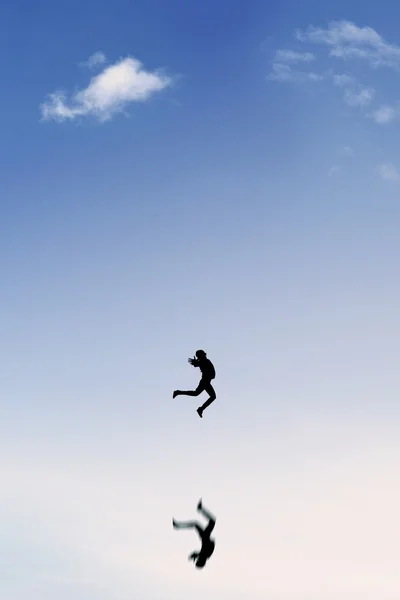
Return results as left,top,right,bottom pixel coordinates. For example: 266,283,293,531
173,350,216,418
173,499,216,569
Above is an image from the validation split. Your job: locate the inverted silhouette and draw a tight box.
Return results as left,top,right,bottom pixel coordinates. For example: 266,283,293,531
173,350,216,418
173,499,216,569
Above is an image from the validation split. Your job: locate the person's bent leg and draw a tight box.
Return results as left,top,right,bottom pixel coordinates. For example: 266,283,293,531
178,380,205,398
173,519,204,538
198,383,216,415
197,501,216,521
197,501,216,535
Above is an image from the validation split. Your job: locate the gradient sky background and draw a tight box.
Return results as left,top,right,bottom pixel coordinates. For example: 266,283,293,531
1,0,400,598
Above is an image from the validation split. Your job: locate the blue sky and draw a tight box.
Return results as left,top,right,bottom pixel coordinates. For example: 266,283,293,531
1,0,400,598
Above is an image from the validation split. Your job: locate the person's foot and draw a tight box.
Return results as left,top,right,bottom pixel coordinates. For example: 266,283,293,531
197,407,203,418
173,519,178,528
173,390,179,399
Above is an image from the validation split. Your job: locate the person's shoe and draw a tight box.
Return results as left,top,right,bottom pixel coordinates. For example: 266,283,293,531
173,390,179,399
197,407,203,418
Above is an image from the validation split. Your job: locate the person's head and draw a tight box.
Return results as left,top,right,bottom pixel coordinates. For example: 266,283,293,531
195,556,207,569
195,350,207,359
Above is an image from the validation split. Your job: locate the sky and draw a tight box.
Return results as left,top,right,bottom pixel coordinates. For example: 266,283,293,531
1,0,400,598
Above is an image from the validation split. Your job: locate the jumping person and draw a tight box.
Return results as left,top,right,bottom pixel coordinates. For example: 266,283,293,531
173,350,216,418
173,499,216,569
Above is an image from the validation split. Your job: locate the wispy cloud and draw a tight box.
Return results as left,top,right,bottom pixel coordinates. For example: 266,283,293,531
41,56,173,123
377,162,399,181
344,86,374,107
296,20,400,69
268,48,321,83
332,73,354,87
267,63,322,83
371,104,397,124
269,21,400,125
331,72,374,109
80,51,107,69
274,49,315,64
341,145,354,156
328,165,341,176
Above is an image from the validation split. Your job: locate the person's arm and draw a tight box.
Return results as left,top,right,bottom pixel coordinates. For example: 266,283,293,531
188,357,199,367
188,551,199,561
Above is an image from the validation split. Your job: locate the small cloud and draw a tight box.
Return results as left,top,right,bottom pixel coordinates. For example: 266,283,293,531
332,73,353,86
80,51,107,69
274,49,315,63
41,56,173,122
344,87,374,107
371,104,396,124
341,145,354,156
328,165,341,176
296,20,400,70
268,48,322,83
331,72,374,110
377,162,399,181
268,62,322,83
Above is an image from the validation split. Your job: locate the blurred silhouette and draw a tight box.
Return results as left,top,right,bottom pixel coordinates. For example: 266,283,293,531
173,350,216,418
173,499,216,569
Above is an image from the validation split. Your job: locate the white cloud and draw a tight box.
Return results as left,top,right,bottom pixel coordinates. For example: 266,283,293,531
371,104,396,124
344,86,375,107
267,62,322,83
80,51,107,69
377,162,399,181
296,20,400,69
274,49,315,63
41,56,173,122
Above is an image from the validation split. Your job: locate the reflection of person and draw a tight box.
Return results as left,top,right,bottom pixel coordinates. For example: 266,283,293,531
173,499,216,569
173,350,216,418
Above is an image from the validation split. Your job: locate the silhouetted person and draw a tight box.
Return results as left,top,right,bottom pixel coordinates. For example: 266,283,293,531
173,350,216,418
173,499,216,569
